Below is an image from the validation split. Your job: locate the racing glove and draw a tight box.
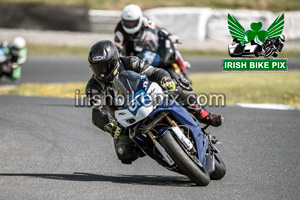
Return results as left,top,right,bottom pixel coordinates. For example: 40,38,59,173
104,123,123,140
160,76,176,91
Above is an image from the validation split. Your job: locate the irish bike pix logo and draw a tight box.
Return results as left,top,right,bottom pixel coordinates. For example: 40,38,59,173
223,13,288,72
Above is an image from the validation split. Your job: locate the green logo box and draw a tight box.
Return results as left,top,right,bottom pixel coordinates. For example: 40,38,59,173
222,58,288,72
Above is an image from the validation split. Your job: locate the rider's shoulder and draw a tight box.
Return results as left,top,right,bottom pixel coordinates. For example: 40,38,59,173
119,56,134,64
123,56,140,62
120,56,142,68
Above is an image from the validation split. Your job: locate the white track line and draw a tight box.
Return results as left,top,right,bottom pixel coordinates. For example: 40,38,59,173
0,85,17,90
235,103,298,110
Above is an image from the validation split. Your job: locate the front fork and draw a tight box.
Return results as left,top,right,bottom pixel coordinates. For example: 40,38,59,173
146,114,197,158
202,125,220,153
144,112,218,172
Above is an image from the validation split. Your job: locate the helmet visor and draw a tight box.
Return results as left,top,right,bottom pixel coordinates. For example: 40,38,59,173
11,46,20,55
91,59,119,82
122,19,139,29
91,62,108,75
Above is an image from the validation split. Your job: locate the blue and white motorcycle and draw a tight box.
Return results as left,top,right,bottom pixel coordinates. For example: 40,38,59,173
113,70,226,186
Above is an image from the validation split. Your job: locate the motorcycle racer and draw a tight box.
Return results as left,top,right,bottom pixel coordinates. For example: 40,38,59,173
114,4,190,80
85,40,223,164
114,4,181,55
114,4,158,56
0,37,27,81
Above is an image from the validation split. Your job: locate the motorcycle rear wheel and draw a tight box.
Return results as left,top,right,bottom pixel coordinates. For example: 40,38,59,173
159,131,210,186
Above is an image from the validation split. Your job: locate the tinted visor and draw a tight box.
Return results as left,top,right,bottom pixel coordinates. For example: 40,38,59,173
122,19,139,28
91,59,118,81
11,46,20,55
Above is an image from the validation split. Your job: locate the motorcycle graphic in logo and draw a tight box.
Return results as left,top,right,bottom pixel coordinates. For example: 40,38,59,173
228,13,285,58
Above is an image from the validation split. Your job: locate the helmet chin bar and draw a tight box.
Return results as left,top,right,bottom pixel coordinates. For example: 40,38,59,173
97,73,112,83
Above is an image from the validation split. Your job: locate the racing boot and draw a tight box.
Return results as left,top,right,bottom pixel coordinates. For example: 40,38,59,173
192,107,223,127
11,66,21,82
105,123,145,164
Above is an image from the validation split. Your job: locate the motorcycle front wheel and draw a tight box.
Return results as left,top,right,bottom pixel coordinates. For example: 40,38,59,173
159,130,210,186
210,153,226,180
166,67,186,80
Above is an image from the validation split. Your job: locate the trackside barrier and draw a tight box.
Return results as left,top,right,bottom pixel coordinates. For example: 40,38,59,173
89,8,300,49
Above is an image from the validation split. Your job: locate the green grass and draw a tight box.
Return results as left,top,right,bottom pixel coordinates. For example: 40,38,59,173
27,43,90,57
1,71,299,106
27,43,300,58
190,70,300,106
180,49,300,58
0,82,86,98
1,0,300,12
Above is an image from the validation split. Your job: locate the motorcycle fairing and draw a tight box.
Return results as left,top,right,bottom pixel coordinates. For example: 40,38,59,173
136,28,176,67
115,82,163,128
141,50,160,66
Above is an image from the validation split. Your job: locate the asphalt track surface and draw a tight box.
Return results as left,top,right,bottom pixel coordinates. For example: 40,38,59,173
0,96,299,199
0,57,300,199
1,57,299,84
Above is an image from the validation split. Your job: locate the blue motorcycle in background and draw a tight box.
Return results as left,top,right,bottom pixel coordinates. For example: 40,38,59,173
0,46,7,77
132,28,190,82
113,71,226,186
0,45,13,80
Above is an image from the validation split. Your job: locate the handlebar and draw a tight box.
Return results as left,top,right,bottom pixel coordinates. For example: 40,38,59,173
163,89,178,94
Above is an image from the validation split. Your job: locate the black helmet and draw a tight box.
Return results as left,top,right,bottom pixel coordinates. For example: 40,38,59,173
88,40,120,82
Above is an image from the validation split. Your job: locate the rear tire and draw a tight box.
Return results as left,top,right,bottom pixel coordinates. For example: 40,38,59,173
210,153,226,180
159,131,210,186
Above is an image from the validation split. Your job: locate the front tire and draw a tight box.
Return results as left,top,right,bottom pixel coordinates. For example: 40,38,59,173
159,131,210,186
166,67,182,80
210,153,226,180
254,46,262,57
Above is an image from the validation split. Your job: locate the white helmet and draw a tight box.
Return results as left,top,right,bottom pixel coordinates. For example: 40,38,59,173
9,36,26,55
121,4,143,34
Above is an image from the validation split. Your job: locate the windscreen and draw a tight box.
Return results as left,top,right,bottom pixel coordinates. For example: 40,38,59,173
113,70,141,97
138,28,159,52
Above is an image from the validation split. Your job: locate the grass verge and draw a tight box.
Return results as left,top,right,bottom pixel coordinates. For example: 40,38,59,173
27,43,300,58
0,82,85,98
1,71,299,106
180,49,300,58
190,70,300,106
27,43,90,57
